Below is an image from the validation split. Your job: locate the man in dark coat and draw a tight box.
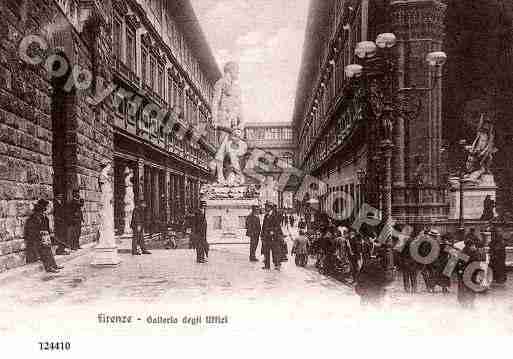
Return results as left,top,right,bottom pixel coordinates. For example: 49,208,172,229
54,193,70,255
355,257,387,307
245,205,261,262
432,235,452,293
457,238,481,309
131,200,151,255
400,236,419,293
24,199,63,273
465,228,480,246
481,195,495,220
192,205,208,263
489,226,507,285
68,190,84,250
261,203,283,270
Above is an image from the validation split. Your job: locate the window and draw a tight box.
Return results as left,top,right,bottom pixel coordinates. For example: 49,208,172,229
113,17,123,60
172,79,180,109
150,55,156,90
126,27,136,72
141,46,148,85
167,74,173,106
157,64,164,97
176,85,184,113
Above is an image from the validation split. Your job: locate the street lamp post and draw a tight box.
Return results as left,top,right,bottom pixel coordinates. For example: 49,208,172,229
349,34,398,222
457,139,469,241
345,35,447,274
346,34,398,274
356,169,367,208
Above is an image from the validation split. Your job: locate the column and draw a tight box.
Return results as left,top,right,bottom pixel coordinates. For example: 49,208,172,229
169,174,175,223
165,171,170,223
183,175,188,213
153,168,159,225
391,0,446,216
137,159,145,203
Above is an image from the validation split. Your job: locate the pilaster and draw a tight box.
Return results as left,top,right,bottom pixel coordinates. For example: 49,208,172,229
391,0,447,220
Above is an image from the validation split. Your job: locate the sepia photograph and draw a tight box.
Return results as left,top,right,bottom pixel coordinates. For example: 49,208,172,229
0,0,512,355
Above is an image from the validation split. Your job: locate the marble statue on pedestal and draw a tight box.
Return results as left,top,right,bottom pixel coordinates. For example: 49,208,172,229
464,114,497,183
211,61,247,186
91,162,121,266
203,61,258,244
123,167,134,236
98,163,115,247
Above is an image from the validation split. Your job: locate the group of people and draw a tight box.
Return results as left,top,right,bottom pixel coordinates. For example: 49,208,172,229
25,191,84,273
398,226,508,309
398,229,451,295
291,213,394,305
284,211,510,309
245,203,289,270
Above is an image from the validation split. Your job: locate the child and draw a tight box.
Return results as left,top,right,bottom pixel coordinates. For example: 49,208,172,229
292,225,308,267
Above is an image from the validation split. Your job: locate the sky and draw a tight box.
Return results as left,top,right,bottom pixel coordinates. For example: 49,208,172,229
190,0,310,124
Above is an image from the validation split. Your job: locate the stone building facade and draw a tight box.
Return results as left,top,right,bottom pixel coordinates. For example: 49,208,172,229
244,122,295,209
0,0,219,272
292,0,513,228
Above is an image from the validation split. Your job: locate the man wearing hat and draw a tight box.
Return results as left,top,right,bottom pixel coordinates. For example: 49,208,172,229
191,202,208,263
68,189,84,250
24,199,63,273
432,233,452,293
54,193,70,255
419,229,441,293
245,205,261,262
131,200,151,255
261,202,283,270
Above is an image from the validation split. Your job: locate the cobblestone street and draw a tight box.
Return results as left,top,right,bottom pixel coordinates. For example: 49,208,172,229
1,235,513,336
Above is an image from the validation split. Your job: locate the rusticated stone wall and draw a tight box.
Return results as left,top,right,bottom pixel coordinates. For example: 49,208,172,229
0,0,114,272
0,2,54,271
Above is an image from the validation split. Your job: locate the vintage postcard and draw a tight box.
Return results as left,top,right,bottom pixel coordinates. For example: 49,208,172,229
1,0,512,355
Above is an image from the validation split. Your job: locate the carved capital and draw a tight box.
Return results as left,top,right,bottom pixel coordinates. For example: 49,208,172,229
141,32,153,47
126,14,142,29
391,0,447,41
79,0,111,33
112,0,128,16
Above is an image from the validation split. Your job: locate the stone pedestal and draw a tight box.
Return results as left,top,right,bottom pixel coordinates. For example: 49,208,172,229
205,198,258,244
449,174,497,220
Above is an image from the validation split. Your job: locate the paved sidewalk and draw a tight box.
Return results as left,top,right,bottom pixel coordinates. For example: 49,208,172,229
1,241,512,336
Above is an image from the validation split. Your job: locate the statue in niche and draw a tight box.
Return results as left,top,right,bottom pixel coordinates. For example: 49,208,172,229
464,114,497,182
123,167,135,235
98,162,115,247
211,61,247,186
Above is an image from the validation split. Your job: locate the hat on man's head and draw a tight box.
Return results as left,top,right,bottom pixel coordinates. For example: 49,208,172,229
440,234,451,245
367,212,377,219
427,229,441,237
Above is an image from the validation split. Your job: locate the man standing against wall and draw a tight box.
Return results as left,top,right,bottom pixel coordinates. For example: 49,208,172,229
246,205,261,262
54,193,70,255
69,190,84,250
